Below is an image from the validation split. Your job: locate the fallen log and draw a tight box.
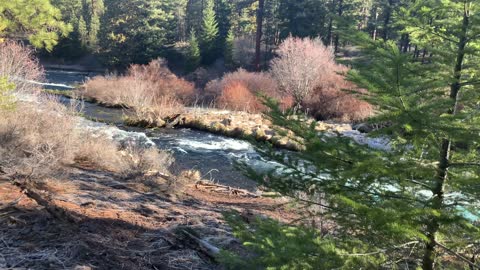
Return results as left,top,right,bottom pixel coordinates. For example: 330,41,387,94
194,180,259,198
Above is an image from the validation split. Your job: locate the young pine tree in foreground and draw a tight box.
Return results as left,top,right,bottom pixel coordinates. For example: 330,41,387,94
223,1,480,269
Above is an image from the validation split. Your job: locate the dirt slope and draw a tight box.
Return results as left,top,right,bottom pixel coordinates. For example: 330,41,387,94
0,166,296,270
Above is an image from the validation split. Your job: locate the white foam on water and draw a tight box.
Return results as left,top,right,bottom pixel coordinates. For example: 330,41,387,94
341,130,391,150
175,137,254,152
26,80,75,89
77,118,155,148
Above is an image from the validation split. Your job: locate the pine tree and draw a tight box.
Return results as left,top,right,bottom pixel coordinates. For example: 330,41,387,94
99,0,183,67
200,0,219,64
186,29,201,72
87,0,104,50
223,0,480,268
78,15,88,49
0,0,71,50
224,29,234,69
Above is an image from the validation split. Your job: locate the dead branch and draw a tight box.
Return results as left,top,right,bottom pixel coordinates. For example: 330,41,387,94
181,229,220,259
194,180,259,198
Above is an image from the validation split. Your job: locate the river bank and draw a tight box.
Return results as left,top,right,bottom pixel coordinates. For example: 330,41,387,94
45,88,356,151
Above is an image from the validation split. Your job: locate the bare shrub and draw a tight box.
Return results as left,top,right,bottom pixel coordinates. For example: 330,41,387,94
217,81,262,112
0,40,44,95
306,87,373,122
127,59,194,103
232,36,256,68
82,58,194,120
0,99,77,178
74,135,125,171
270,36,372,121
270,36,336,105
205,69,285,113
0,95,173,180
120,144,173,177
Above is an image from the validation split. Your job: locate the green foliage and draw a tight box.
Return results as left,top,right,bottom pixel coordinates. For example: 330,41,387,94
278,0,329,39
186,29,200,72
0,77,15,110
226,0,480,268
220,212,385,270
0,0,71,51
77,16,88,48
99,0,183,67
49,0,104,55
200,0,219,65
224,29,234,69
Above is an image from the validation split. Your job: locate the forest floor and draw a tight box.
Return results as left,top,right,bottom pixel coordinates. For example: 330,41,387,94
0,162,297,270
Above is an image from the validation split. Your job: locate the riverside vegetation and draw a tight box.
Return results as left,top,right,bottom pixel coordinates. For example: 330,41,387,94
1,0,480,269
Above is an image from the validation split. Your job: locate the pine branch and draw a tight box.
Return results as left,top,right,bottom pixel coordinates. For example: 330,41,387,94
449,162,480,167
339,241,419,257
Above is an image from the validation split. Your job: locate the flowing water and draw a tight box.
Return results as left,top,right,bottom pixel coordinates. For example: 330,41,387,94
43,69,479,220
45,69,263,191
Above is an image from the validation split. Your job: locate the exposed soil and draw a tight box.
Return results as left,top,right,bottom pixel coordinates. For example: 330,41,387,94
0,165,297,270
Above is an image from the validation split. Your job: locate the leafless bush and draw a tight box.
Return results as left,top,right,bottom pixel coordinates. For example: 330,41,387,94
232,36,256,68
0,99,77,179
82,58,194,119
74,135,125,171
216,81,262,112
120,144,174,177
306,87,373,122
0,96,173,180
270,36,372,121
0,40,44,95
205,69,288,113
270,36,336,105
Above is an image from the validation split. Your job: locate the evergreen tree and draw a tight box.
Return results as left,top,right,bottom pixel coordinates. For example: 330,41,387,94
223,0,480,268
86,0,104,50
78,15,88,49
186,29,201,72
0,0,71,50
200,0,220,64
99,0,182,67
224,29,234,69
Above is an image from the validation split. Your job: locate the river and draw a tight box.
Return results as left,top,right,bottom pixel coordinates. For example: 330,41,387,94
45,69,265,191
43,68,479,221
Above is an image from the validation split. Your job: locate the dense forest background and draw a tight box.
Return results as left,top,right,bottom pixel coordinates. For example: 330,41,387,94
45,0,405,70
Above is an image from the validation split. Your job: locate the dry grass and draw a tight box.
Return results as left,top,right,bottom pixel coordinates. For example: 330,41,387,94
82,58,194,120
120,144,173,178
0,96,173,180
0,98,78,179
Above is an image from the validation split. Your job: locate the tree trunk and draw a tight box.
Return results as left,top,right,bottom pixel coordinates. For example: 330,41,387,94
334,0,343,53
372,7,379,40
382,0,393,40
327,0,336,45
421,3,469,269
254,0,265,71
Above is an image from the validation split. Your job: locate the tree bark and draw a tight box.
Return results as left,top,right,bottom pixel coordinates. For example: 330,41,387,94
334,0,343,53
254,0,265,71
382,0,393,40
421,3,469,269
